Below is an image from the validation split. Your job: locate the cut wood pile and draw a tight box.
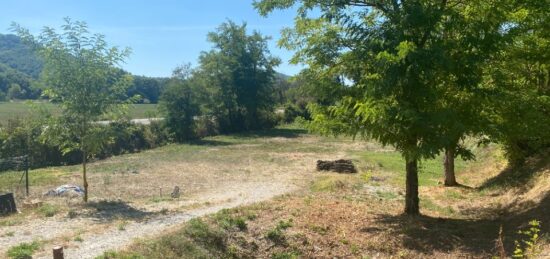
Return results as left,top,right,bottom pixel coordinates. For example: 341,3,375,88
316,159,357,173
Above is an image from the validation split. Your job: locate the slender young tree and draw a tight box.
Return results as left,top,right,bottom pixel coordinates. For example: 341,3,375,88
13,18,132,202
256,0,509,214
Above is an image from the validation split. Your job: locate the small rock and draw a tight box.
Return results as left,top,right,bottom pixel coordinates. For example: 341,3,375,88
171,186,180,198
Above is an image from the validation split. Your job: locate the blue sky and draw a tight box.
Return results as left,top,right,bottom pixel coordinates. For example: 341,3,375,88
0,0,302,77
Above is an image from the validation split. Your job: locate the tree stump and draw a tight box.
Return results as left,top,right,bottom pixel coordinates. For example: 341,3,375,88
53,246,64,259
0,193,17,215
316,159,357,173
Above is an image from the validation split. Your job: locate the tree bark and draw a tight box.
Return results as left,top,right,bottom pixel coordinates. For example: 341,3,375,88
405,159,420,215
443,147,458,186
82,149,88,202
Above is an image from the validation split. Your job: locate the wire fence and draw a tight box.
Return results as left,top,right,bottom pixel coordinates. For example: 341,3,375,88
0,155,30,197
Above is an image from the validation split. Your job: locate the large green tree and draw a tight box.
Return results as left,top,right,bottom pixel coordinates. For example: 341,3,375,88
198,21,281,132
484,0,550,165
256,0,510,214
160,64,203,141
13,18,132,202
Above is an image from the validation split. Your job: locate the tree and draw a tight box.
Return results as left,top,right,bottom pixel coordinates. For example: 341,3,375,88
198,21,281,132
160,64,202,141
12,18,132,202
484,0,550,165
256,0,510,214
7,83,23,100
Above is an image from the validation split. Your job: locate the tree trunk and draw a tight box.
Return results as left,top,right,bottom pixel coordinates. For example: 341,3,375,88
82,149,88,202
405,159,420,215
444,147,458,186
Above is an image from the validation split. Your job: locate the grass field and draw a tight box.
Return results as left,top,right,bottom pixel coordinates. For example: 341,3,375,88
0,101,159,123
1,126,548,258
101,140,550,259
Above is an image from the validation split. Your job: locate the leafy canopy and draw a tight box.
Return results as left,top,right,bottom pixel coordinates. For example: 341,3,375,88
12,18,133,154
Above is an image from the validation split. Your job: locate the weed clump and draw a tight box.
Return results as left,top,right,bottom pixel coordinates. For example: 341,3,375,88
7,241,40,259
266,219,293,245
38,203,59,217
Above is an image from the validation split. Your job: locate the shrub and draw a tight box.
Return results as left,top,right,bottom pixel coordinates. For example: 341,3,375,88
195,116,219,138
0,118,170,171
283,102,310,124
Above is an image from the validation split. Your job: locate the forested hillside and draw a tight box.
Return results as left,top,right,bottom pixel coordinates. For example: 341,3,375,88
0,34,42,78
0,34,293,104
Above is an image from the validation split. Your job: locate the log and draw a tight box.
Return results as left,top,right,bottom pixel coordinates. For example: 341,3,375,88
316,159,357,173
0,193,17,215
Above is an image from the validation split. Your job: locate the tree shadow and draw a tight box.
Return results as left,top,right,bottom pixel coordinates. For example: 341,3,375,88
233,128,307,139
372,213,500,256
446,183,475,190
479,152,550,190
372,178,550,256
187,139,234,146
83,200,155,222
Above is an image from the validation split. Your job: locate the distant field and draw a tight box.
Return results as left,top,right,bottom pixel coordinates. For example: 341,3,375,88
0,102,158,123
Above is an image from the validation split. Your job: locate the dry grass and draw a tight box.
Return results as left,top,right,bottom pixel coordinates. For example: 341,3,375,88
3,128,549,258
105,143,550,258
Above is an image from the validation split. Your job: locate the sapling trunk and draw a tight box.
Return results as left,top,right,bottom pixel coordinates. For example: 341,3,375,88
82,148,88,202
405,159,420,215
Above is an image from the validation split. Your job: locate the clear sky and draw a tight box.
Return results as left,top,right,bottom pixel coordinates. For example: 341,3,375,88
0,0,302,77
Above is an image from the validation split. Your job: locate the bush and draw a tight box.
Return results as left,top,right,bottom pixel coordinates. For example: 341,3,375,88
282,102,310,124
195,116,219,138
0,117,170,171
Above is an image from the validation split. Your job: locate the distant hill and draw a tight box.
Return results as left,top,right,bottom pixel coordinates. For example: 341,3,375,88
0,33,293,103
0,34,42,100
0,34,42,78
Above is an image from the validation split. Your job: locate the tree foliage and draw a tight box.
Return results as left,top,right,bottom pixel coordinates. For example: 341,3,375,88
484,0,550,165
12,18,133,202
255,0,515,214
197,21,281,132
160,65,203,141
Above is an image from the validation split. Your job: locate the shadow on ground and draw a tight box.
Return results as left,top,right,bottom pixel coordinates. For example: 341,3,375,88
233,128,307,139
188,139,234,146
186,128,307,147
372,157,550,257
83,200,155,222
480,151,550,190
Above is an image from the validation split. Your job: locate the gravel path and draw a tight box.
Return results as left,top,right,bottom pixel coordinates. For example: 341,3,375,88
1,181,300,259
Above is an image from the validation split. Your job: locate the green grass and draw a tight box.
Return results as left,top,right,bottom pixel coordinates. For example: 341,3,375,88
214,209,248,231
0,167,71,193
360,150,471,186
0,101,158,124
266,219,293,244
7,241,40,259
420,197,456,216
38,203,59,217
